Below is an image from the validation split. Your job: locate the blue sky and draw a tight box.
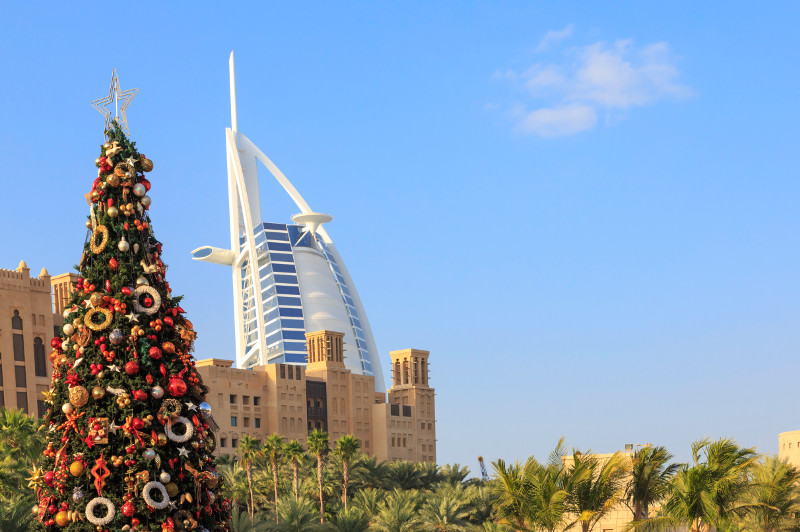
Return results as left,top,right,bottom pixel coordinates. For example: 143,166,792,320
1,2,799,470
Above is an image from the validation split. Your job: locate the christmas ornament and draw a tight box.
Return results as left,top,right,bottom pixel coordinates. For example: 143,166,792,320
91,386,105,400
54,510,69,526
143,448,156,461
118,236,130,252
69,461,85,477
113,162,130,177
68,386,89,407
105,140,122,157
124,360,139,375
165,482,179,498
107,206,119,218
133,183,146,197
84,307,112,331
132,285,160,315
135,276,149,286
140,194,152,207
90,225,109,254
159,471,171,483
62,323,74,336
140,157,154,172
165,416,194,443
142,481,170,509
88,418,109,444
106,173,120,187
89,291,104,307
90,454,110,494
109,328,123,345
72,487,84,501
151,386,164,399
61,403,74,414
133,242,140,253
121,501,135,517
167,375,187,397
85,497,115,526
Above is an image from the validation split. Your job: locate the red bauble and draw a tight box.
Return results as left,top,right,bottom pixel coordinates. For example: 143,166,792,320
109,258,118,270
143,297,153,308
121,501,136,517
132,389,147,401
132,417,145,430
50,337,62,349
121,286,132,296
44,471,55,486
148,346,162,360
167,376,187,397
125,360,140,375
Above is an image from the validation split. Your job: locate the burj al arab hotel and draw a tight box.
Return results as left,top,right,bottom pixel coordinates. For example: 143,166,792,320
192,53,385,392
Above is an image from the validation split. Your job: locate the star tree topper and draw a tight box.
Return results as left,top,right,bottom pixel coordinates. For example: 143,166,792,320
91,69,138,133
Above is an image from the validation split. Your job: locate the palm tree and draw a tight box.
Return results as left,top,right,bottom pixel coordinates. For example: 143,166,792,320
643,438,758,532
0,409,42,462
268,498,324,532
229,506,270,532
386,461,424,490
491,458,535,528
742,456,800,532
420,483,475,531
624,445,679,521
238,435,262,518
334,434,360,511
329,507,371,532
285,440,306,501
307,429,330,523
564,450,628,532
439,464,470,486
371,488,423,532
263,434,285,522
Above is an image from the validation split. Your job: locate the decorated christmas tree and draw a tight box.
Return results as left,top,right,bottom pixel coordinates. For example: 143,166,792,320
30,109,230,530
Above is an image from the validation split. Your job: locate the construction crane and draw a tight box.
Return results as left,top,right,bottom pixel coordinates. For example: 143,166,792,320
478,456,490,482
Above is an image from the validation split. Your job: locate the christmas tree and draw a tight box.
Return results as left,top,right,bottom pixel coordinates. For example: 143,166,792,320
30,120,230,531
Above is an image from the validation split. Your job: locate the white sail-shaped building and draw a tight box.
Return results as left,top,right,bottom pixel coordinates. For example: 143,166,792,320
192,53,385,392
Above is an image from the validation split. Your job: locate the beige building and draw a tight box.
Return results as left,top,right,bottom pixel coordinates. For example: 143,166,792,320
779,430,800,467
195,329,437,462
0,261,60,416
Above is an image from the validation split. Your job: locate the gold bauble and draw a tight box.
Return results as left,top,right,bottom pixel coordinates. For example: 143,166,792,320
91,387,105,400
141,158,154,172
90,190,100,201
103,142,112,150
68,386,89,407
95,157,103,167
69,461,84,477
106,174,120,187
72,318,81,327
165,482,179,497
156,433,167,446
107,206,119,218
85,220,92,229
55,510,70,527
90,292,104,307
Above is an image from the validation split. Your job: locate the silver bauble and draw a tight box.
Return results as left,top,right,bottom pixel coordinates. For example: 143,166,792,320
151,386,165,399
133,183,146,197
135,276,149,287
109,329,123,345
62,323,74,336
199,402,212,417
62,403,73,414
72,487,84,501
118,238,130,252
143,448,156,461
159,471,171,483
140,195,152,207
62,308,71,319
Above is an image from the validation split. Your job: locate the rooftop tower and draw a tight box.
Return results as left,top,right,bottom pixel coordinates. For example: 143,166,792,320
193,53,385,391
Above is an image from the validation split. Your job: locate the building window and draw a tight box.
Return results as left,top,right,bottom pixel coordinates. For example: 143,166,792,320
11,310,22,330
391,436,395,447
220,438,227,448
37,400,46,418
12,334,25,362
243,395,250,405
288,366,294,379
232,438,238,448
16,392,27,413
15,366,26,388
230,394,237,404
243,417,250,428
255,418,261,429
280,365,285,379
253,396,260,406
231,416,237,427
0,392,5,407
296,367,302,380
33,338,46,377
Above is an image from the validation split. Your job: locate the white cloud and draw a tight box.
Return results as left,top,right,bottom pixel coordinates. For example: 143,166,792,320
535,24,574,52
504,30,691,137
521,104,597,137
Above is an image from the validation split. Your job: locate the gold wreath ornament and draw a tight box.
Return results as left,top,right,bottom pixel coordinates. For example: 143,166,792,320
90,225,109,254
84,308,113,331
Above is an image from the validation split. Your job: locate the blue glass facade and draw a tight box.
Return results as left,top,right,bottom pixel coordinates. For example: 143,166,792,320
238,222,373,374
